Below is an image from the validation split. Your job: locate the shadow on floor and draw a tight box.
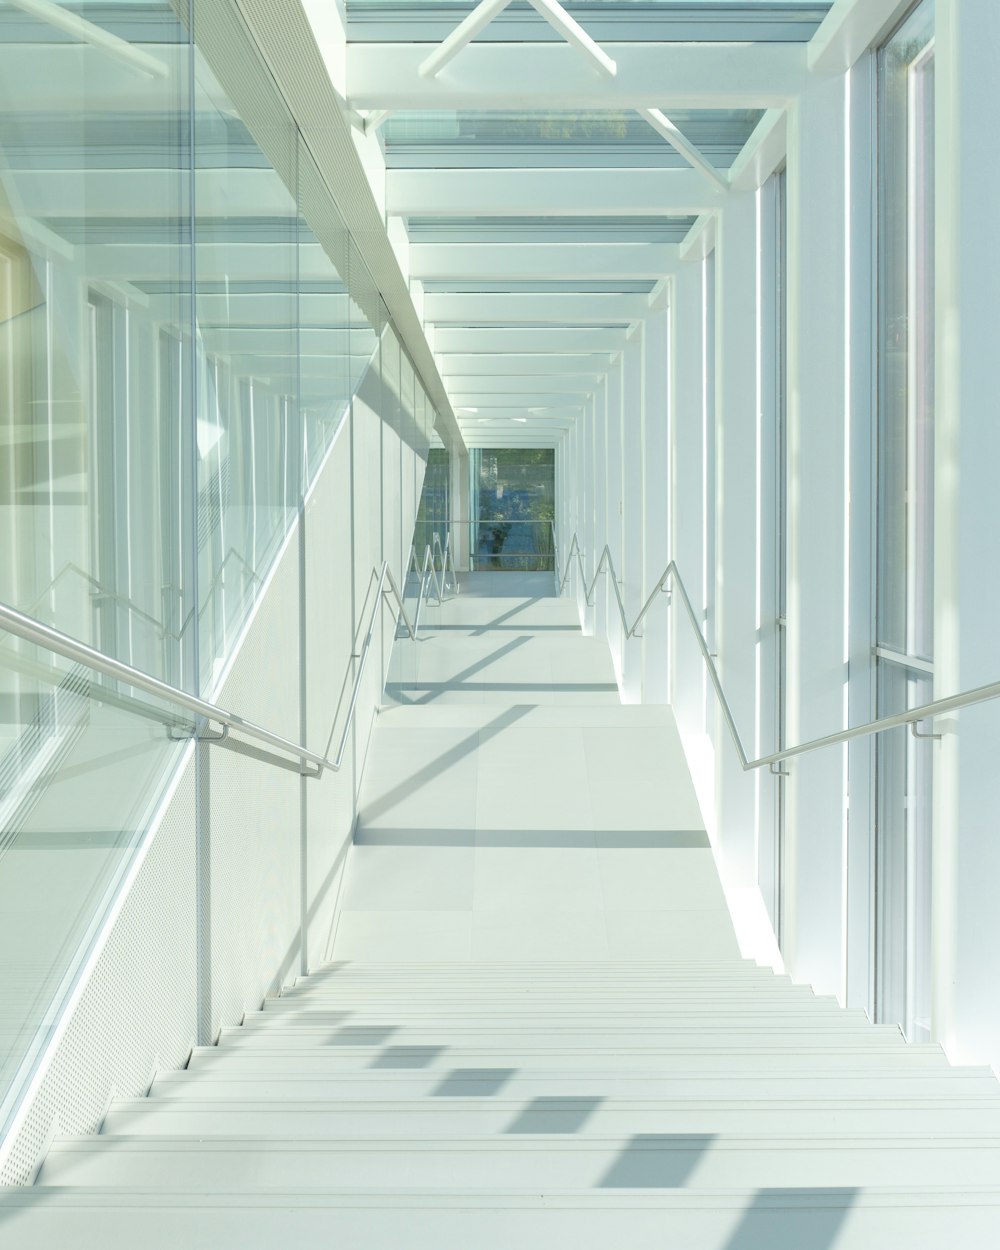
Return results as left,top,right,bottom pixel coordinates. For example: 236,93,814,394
357,705,532,826
599,1133,717,1188
369,1045,446,1069
432,1068,517,1096
505,1096,604,1134
722,1189,861,1249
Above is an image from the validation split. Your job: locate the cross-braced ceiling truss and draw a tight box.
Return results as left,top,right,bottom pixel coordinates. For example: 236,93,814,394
345,0,834,447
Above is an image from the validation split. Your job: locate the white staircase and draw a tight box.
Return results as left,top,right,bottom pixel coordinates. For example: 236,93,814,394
4,573,1000,1244
3,957,1000,1245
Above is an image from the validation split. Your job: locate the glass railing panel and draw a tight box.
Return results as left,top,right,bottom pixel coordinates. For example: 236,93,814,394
191,9,301,694
0,0,195,687
0,627,190,1123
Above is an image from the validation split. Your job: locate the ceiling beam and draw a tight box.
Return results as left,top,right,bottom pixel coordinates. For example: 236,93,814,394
729,109,788,193
388,168,725,217
451,393,593,408
432,327,629,352
348,42,809,111
809,0,913,74
410,242,678,282
636,108,729,191
424,291,650,323
440,353,612,374
444,374,599,392
457,406,581,419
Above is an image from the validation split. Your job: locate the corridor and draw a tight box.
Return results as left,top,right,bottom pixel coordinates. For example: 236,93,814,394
339,572,738,963
5,574,1000,1246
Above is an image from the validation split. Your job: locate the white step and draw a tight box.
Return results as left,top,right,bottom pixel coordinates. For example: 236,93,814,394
36,1133,1000,1190
186,1045,950,1072
215,1026,907,1050
148,1068,1000,1104
247,1011,879,1032
5,1185,1000,1250
101,1097,1000,1139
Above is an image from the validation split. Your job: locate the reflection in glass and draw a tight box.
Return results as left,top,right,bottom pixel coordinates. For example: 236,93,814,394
0,0,439,1128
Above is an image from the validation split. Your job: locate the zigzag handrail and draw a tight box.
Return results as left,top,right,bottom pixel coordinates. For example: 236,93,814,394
557,532,1000,774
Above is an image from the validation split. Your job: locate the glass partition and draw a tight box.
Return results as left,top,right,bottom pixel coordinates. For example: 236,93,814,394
0,629,192,1124
875,0,935,1041
0,0,194,685
0,0,440,1130
468,448,555,572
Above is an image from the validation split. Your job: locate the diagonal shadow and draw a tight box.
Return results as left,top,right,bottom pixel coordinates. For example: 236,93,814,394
358,704,532,827
408,635,533,705
505,1096,604,1134
432,1068,516,1097
328,1025,398,1046
395,680,619,698
370,1045,446,1069
599,1134,717,1188
722,1189,861,1249
470,597,544,636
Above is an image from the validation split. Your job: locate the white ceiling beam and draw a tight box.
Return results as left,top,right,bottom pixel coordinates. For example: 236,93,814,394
7,0,169,78
410,242,679,282
348,42,809,111
460,419,574,427
419,0,514,78
461,434,565,448
729,109,788,193
440,353,612,375
0,45,198,113
433,327,629,352
636,108,729,192
203,329,371,355
419,0,616,80
679,213,718,265
450,392,592,407
388,168,724,217
363,109,393,134
76,241,342,284
8,169,293,219
444,374,599,392
809,0,915,75
424,291,649,323
525,0,617,79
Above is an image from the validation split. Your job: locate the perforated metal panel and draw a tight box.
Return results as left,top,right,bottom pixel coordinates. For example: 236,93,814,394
303,431,358,965
205,536,303,1034
0,766,197,1187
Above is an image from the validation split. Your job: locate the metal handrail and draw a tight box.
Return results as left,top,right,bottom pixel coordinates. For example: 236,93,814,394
406,543,443,633
432,531,460,597
558,533,1000,773
0,561,415,779
26,548,263,644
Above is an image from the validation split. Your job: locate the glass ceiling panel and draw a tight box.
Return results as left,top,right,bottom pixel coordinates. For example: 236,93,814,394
406,216,697,242
383,109,764,169
347,2,833,43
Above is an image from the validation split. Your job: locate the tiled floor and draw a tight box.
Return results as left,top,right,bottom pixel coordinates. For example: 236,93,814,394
334,573,737,963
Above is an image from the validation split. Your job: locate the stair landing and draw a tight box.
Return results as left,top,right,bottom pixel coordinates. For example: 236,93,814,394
344,571,736,963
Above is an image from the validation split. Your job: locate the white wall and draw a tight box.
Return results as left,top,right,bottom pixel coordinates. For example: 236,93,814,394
934,0,1000,1072
542,0,1000,1070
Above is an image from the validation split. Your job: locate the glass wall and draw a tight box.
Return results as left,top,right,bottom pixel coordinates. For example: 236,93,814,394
0,0,437,1130
470,449,555,572
875,0,936,1040
413,447,450,558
